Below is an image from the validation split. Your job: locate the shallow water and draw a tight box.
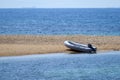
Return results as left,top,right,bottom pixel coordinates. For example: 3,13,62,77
0,51,120,80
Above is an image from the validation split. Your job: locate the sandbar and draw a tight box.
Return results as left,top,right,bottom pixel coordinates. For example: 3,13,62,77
0,35,120,56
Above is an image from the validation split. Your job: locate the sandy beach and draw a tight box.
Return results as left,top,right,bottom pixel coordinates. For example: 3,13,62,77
0,35,120,56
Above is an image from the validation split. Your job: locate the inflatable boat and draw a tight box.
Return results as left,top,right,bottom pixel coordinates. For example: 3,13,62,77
64,40,97,53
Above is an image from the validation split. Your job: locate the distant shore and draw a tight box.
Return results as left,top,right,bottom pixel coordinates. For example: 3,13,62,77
0,35,120,56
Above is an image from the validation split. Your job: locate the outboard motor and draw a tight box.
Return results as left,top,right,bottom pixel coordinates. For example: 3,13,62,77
88,44,96,52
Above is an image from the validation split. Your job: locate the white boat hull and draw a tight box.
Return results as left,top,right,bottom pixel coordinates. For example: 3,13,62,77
64,40,97,53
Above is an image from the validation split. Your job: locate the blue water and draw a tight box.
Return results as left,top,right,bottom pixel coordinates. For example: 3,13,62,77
0,51,120,80
0,8,120,35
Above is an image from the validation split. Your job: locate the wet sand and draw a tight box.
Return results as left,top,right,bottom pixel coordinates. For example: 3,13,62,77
0,35,120,56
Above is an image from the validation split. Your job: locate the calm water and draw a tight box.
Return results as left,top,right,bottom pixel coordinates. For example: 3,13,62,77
0,8,120,35
0,51,120,80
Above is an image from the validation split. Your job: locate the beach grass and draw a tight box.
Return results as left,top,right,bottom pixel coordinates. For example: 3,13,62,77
0,35,120,56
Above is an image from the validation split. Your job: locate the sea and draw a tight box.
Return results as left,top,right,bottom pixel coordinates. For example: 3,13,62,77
0,8,120,80
0,8,120,35
0,51,120,80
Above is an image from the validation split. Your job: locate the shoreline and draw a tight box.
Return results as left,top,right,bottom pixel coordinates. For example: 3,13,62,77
0,35,120,56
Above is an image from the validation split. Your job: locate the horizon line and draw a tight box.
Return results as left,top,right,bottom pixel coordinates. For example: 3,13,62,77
0,7,120,9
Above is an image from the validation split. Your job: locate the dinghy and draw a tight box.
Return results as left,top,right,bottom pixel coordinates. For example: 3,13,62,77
64,40,97,53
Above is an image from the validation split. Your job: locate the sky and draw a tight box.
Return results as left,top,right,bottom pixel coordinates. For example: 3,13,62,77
0,0,120,8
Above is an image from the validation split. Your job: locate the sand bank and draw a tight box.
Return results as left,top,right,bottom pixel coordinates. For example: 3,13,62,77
0,35,120,56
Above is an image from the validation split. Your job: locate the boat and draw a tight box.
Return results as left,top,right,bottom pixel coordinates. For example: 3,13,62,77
64,40,97,53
